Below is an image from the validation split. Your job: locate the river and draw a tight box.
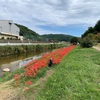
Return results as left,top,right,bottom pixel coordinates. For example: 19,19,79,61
0,51,45,76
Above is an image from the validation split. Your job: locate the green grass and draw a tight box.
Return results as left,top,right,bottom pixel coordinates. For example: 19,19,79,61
0,66,47,84
0,68,24,83
35,47,100,100
0,46,100,100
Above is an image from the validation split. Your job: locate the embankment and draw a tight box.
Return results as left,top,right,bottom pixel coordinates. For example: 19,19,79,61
0,43,68,57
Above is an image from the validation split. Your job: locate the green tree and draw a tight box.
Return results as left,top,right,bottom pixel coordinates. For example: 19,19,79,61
80,37,93,48
41,34,74,42
82,27,94,38
16,24,40,40
70,37,78,45
95,34,100,43
87,33,95,40
94,20,100,32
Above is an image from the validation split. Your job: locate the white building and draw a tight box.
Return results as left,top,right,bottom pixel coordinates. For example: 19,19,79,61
0,20,23,40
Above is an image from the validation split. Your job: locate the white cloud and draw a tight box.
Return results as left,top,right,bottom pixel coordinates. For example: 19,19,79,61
0,0,100,35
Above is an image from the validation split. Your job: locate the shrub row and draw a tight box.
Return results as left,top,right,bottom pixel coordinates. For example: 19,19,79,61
79,37,93,48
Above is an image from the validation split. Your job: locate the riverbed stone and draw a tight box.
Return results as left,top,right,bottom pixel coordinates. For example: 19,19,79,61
3,68,10,72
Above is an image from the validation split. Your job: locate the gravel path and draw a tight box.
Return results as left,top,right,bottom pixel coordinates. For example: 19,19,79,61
93,46,100,51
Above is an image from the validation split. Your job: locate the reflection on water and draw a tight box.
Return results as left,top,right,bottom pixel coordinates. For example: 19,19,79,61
0,51,42,67
0,51,45,77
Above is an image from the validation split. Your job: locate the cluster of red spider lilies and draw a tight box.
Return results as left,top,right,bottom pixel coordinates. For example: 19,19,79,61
23,45,76,77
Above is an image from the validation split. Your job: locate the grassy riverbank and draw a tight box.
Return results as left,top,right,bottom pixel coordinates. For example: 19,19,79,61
0,43,68,57
0,46,100,100
35,47,100,100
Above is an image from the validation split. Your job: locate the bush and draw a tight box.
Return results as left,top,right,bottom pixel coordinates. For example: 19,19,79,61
80,37,93,48
70,37,78,45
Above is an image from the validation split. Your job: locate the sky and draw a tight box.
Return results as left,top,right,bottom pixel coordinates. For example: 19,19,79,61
0,0,100,37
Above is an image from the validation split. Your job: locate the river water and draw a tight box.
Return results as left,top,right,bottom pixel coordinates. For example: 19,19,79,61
0,51,45,76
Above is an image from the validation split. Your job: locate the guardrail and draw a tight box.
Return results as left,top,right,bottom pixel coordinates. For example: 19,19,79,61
0,42,57,46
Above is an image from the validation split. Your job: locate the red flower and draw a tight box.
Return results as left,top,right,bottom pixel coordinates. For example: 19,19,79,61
25,87,29,90
25,80,32,85
14,74,19,80
24,45,76,77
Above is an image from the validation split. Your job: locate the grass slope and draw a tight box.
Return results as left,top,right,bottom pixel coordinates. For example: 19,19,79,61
36,47,100,100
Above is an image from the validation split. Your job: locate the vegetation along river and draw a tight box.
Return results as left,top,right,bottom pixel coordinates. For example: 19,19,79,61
0,43,68,76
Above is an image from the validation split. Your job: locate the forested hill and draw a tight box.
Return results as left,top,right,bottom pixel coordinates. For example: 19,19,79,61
16,24,43,41
16,24,74,42
41,34,74,42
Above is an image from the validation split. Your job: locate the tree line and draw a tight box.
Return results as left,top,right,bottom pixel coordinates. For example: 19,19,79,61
70,20,100,48
81,20,100,43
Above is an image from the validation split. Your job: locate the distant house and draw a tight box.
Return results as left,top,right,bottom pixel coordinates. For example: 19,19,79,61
0,20,23,40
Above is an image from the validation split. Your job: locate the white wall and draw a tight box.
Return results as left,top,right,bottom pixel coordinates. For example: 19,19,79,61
0,20,20,36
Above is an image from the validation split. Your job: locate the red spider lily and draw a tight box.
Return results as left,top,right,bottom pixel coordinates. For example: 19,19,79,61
13,74,20,86
25,80,32,85
25,87,29,90
24,45,76,77
14,74,19,80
